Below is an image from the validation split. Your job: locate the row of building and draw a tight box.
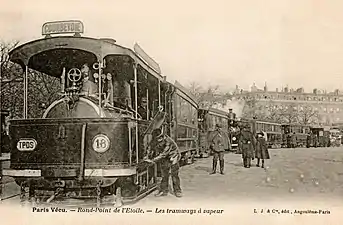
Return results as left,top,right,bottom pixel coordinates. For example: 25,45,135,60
209,83,343,126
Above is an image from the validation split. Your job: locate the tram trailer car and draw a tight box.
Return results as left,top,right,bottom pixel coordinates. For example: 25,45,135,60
165,81,199,164
2,20,187,206
197,107,230,157
281,124,310,148
308,127,328,147
254,120,282,149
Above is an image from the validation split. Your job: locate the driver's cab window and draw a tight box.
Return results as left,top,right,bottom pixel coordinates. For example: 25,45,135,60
79,63,98,97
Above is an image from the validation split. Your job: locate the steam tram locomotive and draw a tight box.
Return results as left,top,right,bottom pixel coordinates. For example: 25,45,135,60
2,20,198,206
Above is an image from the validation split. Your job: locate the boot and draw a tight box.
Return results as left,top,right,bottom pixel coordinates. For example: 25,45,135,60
247,158,251,168
261,159,265,168
210,160,217,174
243,158,247,168
256,159,260,167
219,160,224,175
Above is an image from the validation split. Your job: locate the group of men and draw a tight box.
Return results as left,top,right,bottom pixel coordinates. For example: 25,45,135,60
209,122,270,173
142,110,270,199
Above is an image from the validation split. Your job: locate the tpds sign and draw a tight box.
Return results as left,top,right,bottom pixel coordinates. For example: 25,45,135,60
42,20,84,36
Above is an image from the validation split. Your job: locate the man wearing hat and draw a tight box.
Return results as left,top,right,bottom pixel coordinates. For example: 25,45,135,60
144,128,182,197
239,124,255,168
255,131,270,168
209,124,226,175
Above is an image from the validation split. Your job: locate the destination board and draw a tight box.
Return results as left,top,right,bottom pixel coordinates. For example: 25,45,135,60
42,20,84,35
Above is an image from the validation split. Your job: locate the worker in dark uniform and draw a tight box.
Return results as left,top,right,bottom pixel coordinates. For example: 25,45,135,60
239,124,255,168
144,128,182,197
209,124,226,175
255,132,270,168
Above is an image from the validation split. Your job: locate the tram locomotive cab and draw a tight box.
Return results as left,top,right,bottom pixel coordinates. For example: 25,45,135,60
3,21,170,206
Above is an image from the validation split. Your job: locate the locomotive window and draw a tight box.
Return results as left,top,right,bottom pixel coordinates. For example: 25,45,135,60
177,141,186,148
177,125,187,138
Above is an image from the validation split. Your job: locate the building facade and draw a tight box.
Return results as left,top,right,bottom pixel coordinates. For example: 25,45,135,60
230,84,343,125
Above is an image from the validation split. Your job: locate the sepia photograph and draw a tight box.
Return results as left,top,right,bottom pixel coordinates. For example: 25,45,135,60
0,0,342,224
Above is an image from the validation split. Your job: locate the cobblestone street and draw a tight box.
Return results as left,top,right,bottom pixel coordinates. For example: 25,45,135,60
136,147,343,206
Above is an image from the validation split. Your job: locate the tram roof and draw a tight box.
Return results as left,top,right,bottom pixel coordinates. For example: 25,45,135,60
173,80,198,107
9,36,164,81
199,107,228,116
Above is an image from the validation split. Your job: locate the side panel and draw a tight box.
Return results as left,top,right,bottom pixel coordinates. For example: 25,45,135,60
9,119,133,173
173,91,198,154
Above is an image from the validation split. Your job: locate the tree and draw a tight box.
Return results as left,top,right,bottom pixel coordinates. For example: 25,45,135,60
265,102,284,122
188,82,224,109
298,105,319,125
241,95,266,120
1,40,60,119
1,41,23,118
278,103,299,124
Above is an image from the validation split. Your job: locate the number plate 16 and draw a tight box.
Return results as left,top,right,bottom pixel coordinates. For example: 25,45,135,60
92,134,111,153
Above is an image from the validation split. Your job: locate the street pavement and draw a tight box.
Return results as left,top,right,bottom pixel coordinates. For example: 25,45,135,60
1,147,343,206
135,147,343,206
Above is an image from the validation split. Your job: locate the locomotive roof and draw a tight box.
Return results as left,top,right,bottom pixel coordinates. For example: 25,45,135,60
9,36,164,81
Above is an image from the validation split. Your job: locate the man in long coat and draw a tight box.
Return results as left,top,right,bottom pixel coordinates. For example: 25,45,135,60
239,125,255,168
209,124,226,175
255,132,270,168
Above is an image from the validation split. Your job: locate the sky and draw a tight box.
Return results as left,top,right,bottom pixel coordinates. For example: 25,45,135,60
1,0,343,93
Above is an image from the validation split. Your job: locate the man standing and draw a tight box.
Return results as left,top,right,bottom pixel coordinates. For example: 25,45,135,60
145,128,182,197
209,124,226,175
239,124,255,168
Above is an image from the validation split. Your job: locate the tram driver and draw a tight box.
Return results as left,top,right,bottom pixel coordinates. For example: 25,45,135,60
144,128,182,198
80,63,98,97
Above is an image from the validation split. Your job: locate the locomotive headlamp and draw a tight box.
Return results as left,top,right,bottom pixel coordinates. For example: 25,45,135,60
92,134,110,153
232,137,236,141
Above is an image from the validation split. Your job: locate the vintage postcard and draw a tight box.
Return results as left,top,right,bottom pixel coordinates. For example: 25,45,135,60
0,0,342,224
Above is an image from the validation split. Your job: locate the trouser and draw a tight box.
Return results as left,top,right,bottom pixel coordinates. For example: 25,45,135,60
256,158,264,167
243,157,251,168
212,151,224,172
160,159,181,193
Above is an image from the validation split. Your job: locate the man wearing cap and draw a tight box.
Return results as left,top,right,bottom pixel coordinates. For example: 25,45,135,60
144,128,182,197
239,124,255,168
209,124,226,175
255,131,270,168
